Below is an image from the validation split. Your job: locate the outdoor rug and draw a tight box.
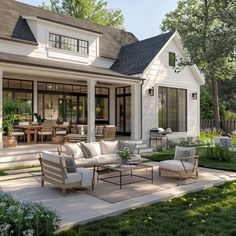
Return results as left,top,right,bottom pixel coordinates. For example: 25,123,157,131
84,168,213,203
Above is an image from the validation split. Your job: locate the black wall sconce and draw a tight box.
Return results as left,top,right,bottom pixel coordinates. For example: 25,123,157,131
148,87,154,96
192,92,197,100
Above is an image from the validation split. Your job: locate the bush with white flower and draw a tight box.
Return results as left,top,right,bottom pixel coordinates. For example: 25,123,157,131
117,147,134,160
0,191,60,236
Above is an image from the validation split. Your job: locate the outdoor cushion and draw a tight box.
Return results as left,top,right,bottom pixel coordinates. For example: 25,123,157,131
100,140,119,155
174,146,195,164
65,172,83,184
81,142,102,158
130,154,142,162
118,141,136,154
93,154,118,165
158,160,194,171
74,157,97,167
64,156,77,173
64,142,84,159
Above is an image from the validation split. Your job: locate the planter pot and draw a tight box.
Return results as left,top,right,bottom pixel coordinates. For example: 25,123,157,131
3,136,17,147
121,158,129,165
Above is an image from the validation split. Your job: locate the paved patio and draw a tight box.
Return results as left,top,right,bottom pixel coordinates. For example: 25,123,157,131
1,162,236,232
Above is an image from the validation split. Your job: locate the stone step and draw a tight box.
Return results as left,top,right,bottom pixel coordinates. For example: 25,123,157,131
138,148,154,153
0,172,41,182
4,167,41,175
0,160,39,169
135,143,148,149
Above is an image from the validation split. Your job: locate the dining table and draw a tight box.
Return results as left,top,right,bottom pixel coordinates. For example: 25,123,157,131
14,124,42,143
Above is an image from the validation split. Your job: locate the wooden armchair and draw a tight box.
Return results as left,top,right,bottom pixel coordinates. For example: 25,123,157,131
96,125,116,141
159,146,199,180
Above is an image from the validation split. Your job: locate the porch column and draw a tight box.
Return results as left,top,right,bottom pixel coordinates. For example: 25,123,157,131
109,86,116,125
131,83,141,139
33,81,38,121
87,80,96,142
0,69,3,149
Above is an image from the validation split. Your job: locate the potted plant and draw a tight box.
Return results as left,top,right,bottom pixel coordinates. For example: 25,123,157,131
33,113,46,125
117,147,134,165
2,100,29,147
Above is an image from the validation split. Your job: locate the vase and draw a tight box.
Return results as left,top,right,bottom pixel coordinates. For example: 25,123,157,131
121,158,129,165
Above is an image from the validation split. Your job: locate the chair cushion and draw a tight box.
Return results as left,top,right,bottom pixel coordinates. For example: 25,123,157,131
65,172,82,184
80,142,102,158
74,157,97,167
64,142,84,159
159,160,194,172
100,141,119,155
64,156,77,173
174,146,195,164
93,154,118,165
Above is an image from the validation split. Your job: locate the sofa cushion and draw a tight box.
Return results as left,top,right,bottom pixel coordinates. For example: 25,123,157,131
81,142,102,158
130,154,142,163
74,157,97,167
64,142,84,159
93,154,118,165
65,172,82,184
64,156,77,173
100,141,119,155
118,141,136,154
159,160,194,171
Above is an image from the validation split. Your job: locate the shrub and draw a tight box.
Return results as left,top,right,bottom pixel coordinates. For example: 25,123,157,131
0,191,60,236
203,144,233,162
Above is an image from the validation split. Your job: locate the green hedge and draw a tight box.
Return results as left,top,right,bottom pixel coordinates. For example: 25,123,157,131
0,191,60,236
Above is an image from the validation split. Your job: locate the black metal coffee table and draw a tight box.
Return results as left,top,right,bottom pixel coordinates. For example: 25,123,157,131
99,163,153,189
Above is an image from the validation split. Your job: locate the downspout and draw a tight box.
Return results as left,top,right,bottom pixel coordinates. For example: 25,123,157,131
140,79,144,140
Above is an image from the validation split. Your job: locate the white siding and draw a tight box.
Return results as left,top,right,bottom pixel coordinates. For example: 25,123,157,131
142,36,201,140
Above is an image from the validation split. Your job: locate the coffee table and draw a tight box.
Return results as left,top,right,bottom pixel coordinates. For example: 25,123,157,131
98,163,153,189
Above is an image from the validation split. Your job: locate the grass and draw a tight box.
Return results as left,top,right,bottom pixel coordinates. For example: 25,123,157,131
58,181,236,236
0,165,40,176
144,147,236,172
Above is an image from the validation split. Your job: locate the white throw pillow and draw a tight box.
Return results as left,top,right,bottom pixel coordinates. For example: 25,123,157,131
64,142,84,159
100,141,119,155
80,142,102,158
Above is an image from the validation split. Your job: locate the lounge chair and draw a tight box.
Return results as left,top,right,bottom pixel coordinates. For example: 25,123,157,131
158,146,199,180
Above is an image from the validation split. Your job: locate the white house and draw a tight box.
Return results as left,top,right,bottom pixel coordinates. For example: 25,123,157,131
0,0,205,148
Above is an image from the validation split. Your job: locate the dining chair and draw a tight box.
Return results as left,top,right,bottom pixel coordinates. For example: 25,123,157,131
38,123,53,142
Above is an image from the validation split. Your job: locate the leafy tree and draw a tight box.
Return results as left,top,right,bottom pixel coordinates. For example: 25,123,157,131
40,0,125,30
161,0,236,128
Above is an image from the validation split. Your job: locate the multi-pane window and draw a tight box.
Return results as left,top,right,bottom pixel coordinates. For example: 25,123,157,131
49,33,89,54
169,52,176,67
158,86,187,132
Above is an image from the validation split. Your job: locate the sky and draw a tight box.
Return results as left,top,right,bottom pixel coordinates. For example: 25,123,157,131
17,0,178,40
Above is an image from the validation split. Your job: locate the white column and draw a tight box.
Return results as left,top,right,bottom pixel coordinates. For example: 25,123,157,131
131,83,141,139
33,80,38,121
87,80,96,142
109,86,116,125
0,70,3,149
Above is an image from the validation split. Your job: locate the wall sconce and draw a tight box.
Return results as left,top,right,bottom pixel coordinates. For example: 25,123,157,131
148,87,154,96
192,92,197,100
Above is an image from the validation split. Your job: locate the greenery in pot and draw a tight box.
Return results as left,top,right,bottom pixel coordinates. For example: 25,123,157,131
33,113,46,125
117,147,134,164
2,100,29,136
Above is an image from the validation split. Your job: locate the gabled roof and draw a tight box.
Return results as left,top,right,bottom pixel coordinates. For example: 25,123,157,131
111,31,174,75
0,0,138,59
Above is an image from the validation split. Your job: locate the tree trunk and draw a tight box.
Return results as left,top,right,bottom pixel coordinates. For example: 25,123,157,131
211,77,221,129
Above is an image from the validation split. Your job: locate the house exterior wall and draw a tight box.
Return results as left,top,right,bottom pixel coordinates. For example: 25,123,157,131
142,37,201,141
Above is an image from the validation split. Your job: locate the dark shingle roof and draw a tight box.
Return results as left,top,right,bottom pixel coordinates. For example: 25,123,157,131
0,0,138,59
111,31,175,75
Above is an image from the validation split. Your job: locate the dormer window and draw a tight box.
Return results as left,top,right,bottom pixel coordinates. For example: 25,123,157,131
49,33,89,54
168,52,176,67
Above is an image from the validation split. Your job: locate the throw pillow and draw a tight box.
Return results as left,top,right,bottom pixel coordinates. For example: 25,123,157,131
100,141,119,154
118,141,136,154
63,155,77,173
80,142,102,158
64,142,84,159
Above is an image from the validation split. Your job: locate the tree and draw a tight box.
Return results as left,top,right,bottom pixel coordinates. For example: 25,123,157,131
40,0,125,30
161,0,236,128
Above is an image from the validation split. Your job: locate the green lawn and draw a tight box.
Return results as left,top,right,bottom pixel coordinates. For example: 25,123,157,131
144,147,236,172
58,181,236,236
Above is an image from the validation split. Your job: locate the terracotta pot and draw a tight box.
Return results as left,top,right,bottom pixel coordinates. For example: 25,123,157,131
3,136,17,147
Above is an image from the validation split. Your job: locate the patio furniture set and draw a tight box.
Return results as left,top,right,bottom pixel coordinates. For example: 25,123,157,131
39,140,199,196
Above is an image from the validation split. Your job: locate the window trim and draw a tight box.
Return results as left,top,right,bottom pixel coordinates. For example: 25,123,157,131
49,33,89,55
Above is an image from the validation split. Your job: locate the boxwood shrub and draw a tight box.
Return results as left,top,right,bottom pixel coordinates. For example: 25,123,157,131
0,191,60,236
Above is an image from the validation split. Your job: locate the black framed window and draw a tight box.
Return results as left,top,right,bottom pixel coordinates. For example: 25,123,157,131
158,86,187,132
49,33,89,54
169,52,176,67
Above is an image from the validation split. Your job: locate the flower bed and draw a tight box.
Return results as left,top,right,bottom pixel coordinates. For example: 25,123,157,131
0,191,60,236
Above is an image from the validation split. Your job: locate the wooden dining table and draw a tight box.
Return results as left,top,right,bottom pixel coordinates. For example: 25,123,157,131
14,125,42,143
